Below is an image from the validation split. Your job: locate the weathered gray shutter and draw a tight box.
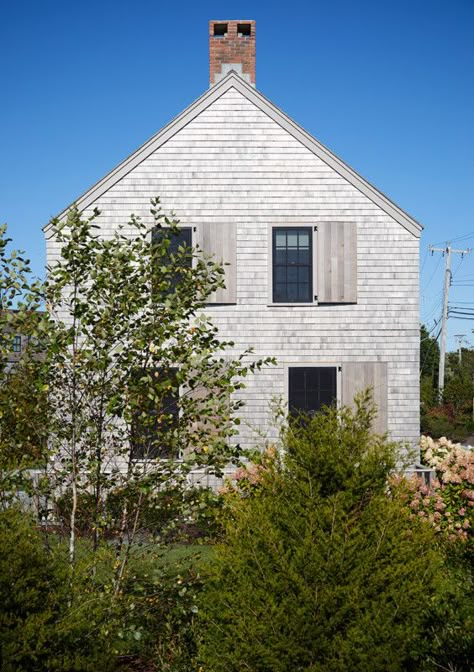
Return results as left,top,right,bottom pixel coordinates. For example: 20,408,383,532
317,222,357,303
342,362,388,434
196,223,236,304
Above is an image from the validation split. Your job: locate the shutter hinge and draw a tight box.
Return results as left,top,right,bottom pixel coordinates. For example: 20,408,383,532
314,226,318,232
314,295,318,302
338,366,342,372
193,226,197,232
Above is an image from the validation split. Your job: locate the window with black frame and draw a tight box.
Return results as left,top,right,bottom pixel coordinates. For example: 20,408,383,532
152,227,193,295
130,368,179,459
12,335,22,353
288,367,337,419
272,227,312,303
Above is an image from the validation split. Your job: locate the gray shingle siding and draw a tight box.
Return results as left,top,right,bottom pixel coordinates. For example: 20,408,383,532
46,85,420,448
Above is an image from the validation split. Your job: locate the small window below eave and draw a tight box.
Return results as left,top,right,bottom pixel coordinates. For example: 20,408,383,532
214,23,228,37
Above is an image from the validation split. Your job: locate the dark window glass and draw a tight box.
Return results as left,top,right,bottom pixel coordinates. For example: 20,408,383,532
273,228,312,303
152,227,192,295
289,367,337,418
12,335,21,353
131,368,179,459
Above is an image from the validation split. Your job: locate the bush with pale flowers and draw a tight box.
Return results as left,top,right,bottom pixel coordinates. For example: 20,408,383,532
396,436,473,548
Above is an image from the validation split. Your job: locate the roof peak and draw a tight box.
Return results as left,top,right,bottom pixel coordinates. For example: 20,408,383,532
44,72,421,238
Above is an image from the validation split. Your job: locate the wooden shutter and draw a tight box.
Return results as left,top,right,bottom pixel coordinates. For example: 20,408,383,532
317,222,357,303
341,362,388,434
196,223,236,304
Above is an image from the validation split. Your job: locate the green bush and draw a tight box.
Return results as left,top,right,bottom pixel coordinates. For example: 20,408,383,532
198,396,457,672
0,509,116,671
55,484,222,543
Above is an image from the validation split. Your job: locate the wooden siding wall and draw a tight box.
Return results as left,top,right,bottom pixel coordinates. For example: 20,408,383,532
46,87,420,448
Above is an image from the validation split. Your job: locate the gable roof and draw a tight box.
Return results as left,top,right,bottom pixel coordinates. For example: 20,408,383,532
45,71,422,238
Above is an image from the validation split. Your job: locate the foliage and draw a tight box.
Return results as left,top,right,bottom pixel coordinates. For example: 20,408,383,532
399,436,473,550
443,365,474,415
117,544,212,672
420,324,439,381
0,508,117,671
392,435,474,670
40,200,271,573
198,395,453,672
55,484,222,542
0,201,272,669
0,225,53,503
420,324,474,440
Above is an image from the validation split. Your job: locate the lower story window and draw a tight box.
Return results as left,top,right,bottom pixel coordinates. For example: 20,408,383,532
131,368,179,459
288,366,337,417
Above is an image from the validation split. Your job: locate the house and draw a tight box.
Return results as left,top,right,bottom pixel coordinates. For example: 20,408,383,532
44,20,421,455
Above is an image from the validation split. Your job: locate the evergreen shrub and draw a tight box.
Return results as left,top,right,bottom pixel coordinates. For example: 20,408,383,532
198,395,454,672
0,509,116,671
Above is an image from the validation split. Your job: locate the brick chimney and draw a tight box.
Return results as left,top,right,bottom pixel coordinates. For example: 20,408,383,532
209,20,256,87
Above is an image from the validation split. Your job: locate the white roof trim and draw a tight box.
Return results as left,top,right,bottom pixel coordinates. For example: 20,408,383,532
45,71,422,238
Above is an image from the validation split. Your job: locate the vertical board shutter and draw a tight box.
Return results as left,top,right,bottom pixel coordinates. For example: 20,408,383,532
317,222,357,303
342,362,388,434
196,223,236,304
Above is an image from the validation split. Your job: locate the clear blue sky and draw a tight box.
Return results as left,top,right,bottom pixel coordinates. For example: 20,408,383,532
1,0,473,349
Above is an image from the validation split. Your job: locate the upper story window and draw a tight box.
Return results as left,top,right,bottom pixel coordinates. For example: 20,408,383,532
152,226,193,294
272,227,312,303
270,222,357,305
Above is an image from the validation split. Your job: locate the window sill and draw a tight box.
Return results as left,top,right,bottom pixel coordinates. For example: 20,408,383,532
267,302,317,307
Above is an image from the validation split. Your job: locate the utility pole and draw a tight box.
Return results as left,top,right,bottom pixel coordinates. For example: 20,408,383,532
454,334,466,364
429,243,471,399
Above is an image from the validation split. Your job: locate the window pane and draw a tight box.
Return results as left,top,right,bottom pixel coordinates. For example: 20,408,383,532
298,267,310,284
275,249,287,265
287,267,298,283
298,283,310,301
272,227,313,303
287,249,298,265
298,249,310,265
275,232,287,248
274,266,287,285
298,232,310,248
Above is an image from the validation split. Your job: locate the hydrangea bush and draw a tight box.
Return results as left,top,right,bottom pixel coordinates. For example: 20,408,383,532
396,436,473,547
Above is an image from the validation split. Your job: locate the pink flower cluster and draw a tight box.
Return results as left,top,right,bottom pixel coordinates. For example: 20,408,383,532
395,437,474,544
220,446,278,496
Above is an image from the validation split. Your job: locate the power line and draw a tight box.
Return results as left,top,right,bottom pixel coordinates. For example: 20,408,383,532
420,246,429,276
431,230,474,246
422,254,443,291
429,243,472,397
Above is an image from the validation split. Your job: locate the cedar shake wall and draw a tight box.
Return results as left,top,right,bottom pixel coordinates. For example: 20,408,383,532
46,87,420,450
